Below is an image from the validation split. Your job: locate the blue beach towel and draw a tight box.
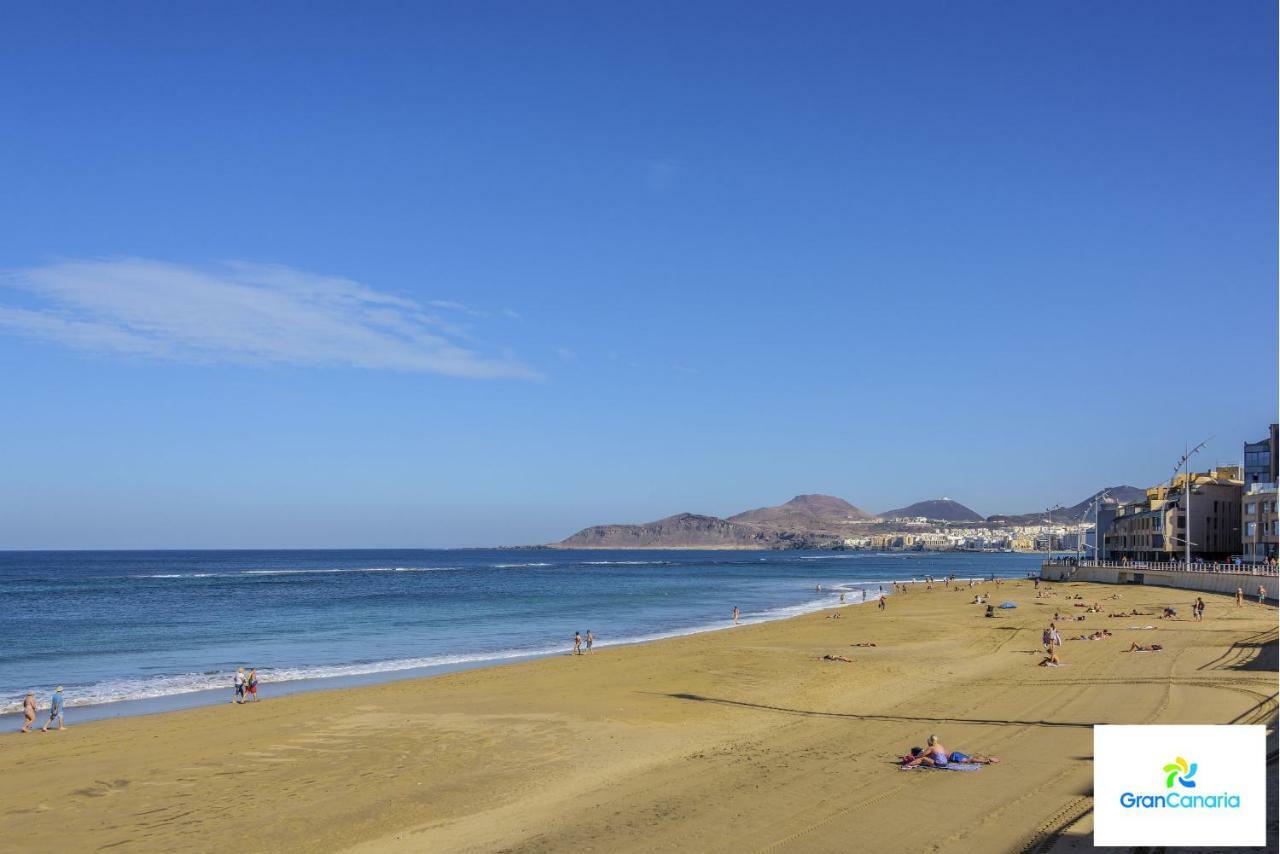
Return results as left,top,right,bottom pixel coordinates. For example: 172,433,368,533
998,602,1017,609
901,763,983,772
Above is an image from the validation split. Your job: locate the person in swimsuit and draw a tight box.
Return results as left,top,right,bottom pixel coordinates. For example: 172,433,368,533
903,734,998,767
573,632,582,655
585,630,594,653
1259,585,1268,604
21,692,36,733
246,668,258,702
1236,587,1244,608
1127,642,1163,652
878,595,886,611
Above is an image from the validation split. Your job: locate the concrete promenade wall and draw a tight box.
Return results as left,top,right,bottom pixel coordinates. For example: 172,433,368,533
1040,561,1279,603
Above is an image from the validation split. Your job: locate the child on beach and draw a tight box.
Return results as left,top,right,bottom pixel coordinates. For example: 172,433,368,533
573,632,582,655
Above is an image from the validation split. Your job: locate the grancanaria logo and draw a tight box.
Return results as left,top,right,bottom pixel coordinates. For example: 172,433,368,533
1163,757,1197,789
1120,757,1237,810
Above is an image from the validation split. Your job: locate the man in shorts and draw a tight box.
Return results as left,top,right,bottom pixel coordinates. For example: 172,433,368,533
41,687,65,732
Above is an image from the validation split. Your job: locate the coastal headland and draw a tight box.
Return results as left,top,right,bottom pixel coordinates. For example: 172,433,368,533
2,580,1275,853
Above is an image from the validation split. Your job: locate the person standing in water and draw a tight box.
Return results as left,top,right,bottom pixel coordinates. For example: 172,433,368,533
41,687,65,732
573,631,582,655
585,630,594,653
21,692,36,733
233,668,246,703
732,606,740,625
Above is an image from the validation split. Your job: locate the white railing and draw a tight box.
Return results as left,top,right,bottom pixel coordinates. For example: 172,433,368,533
1044,558,1278,576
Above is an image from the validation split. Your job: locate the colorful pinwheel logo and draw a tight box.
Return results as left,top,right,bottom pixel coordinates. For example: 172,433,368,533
1163,757,1197,789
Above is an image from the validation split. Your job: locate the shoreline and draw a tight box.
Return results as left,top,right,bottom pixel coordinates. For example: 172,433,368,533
4,578,1272,853
2,574,938,724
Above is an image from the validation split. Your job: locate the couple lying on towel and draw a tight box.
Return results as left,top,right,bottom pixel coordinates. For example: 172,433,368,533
900,734,999,769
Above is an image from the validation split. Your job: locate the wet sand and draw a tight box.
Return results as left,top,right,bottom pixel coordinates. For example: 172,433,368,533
2,579,1275,853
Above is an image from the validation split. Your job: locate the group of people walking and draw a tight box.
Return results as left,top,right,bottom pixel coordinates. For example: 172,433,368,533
572,631,594,655
19,687,65,733
233,668,259,703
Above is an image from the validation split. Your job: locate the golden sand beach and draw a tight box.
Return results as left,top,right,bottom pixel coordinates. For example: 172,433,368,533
2,579,1275,853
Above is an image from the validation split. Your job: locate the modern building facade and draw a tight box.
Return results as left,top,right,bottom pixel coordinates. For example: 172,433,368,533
1241,484,1278,563
1243,423,1278,487
1105,468,1243,562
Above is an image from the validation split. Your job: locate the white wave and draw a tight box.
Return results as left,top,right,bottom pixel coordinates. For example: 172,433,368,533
580,560,672,566
491,562,553,568
133,566,459,579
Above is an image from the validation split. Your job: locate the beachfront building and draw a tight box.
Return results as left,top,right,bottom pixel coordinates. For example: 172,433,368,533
1243,424,1278,487
1104,467,1243,563
1241,483,1278,564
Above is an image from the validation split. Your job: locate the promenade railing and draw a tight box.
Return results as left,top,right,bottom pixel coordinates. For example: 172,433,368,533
1043,558,1278,577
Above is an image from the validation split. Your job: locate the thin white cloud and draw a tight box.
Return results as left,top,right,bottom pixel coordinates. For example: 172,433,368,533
0,258,539,380
428,299,488,317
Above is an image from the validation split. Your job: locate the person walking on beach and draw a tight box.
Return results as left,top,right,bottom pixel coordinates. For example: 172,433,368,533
41,687,65,732
1043,623,1061,654
878,595,886,611
573,631,582,655
246,668,259,702
1259,584,1268,605
732,606,740,625
233,668,246,703
1236,587,1244,608
862,589,867,602
585,630,594,653
21,692,36,733
1193,598,1205,621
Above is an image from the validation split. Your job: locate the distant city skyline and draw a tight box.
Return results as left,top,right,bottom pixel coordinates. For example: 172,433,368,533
1,3,1275,548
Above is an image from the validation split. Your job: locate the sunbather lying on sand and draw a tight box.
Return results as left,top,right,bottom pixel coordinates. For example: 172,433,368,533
1126,643,1163,652
901,734,1000,768
850,642,877,647
821,654,853,662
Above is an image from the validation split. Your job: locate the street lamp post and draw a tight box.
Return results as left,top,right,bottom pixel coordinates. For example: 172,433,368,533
1173,440,1209,568
1087,489,1111,565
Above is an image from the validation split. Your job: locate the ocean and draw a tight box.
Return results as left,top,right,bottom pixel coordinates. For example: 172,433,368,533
0,549,1041,720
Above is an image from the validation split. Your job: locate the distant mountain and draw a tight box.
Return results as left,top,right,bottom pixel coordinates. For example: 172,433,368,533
728,494,873,529
556,512,839,550
986,486,1146,524
878,498,983,522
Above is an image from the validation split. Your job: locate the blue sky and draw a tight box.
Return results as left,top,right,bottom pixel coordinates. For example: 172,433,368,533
1,2,1275,548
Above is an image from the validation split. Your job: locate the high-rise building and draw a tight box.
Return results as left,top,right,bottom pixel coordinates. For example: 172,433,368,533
1243,423,1278,487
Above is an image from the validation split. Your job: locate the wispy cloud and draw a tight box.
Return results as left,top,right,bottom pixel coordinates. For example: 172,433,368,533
428,299,487,317
0,258,539,379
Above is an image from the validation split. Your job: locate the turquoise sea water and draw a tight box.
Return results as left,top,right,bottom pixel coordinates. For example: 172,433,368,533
0,549,1040,718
